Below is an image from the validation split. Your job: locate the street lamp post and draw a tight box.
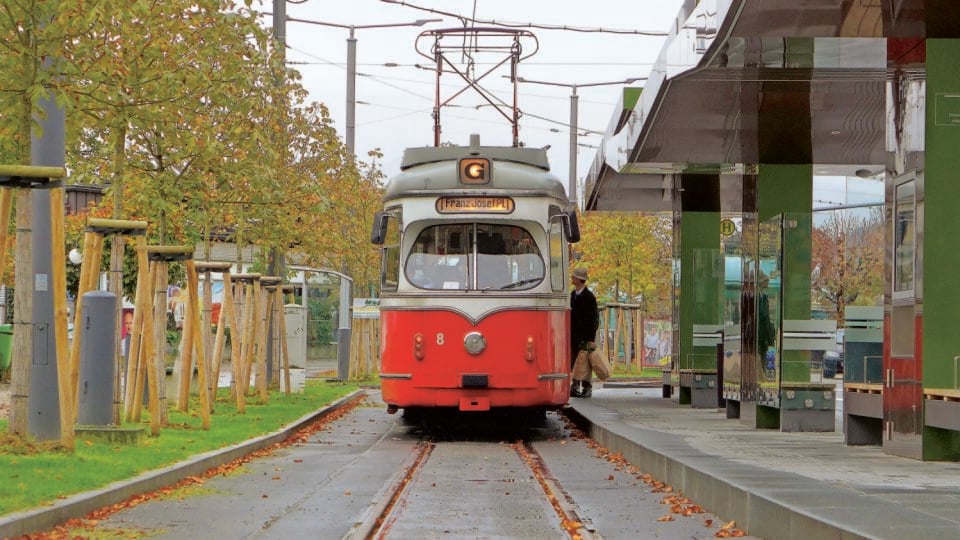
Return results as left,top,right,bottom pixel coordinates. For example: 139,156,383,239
346,29,357,156
514,77,644,208
285,16,441,156
569,87,578,207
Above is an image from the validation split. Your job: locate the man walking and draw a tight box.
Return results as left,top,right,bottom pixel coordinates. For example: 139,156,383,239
570,267,599,398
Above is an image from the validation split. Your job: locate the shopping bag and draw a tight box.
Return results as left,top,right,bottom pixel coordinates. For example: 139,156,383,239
589,350,611,380
572,349,592,380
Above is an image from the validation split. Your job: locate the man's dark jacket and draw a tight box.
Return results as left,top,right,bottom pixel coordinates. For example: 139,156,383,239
570,287,599,356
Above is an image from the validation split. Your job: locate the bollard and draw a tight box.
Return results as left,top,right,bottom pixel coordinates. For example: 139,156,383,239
336,276,352,380
77,291,117,426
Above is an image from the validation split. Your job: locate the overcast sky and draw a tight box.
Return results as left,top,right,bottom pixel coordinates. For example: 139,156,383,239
257,1,684,191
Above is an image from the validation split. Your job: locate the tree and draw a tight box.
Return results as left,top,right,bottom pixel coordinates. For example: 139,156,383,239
575,211,672,317
1,0,385,436
57,1,380,291
0,0,90,437
811,209,884,322
294,148,383,295
64,2,274,239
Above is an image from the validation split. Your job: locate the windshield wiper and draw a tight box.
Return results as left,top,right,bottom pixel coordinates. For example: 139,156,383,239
481,277,542,291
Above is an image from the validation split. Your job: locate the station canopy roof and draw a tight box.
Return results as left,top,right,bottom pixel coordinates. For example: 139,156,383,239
583,0,955,212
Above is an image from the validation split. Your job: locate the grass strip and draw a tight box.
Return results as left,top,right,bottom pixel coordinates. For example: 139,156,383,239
0,380,357,516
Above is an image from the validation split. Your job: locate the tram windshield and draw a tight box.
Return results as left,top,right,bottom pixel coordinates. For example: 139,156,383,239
406,223,545,291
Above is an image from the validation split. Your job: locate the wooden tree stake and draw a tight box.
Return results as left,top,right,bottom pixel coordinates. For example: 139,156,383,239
124,236,150,420
0,188,12,285
49,188,74,449
144,263,162,435
185,261,210,429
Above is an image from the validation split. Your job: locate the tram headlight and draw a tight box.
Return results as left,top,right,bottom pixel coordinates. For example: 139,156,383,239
525,336,535,362
464,331,486,355
413,333,425,361
459,157,490,184
466,162,483,178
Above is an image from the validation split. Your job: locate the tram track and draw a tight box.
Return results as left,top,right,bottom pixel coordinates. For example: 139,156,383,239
354,435,597,540
344,440,436,540
63,397,739,539
512,440,598,539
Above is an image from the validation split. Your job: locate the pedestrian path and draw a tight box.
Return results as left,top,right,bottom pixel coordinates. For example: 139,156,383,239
565,383,960,539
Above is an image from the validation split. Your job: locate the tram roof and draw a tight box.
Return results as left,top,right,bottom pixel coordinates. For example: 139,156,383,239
384,145,567,202
400,146,549,171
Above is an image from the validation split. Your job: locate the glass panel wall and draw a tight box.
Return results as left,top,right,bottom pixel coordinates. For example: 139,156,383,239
757,217,782,401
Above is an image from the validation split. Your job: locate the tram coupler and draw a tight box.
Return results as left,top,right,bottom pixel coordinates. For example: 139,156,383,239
387,404,399,414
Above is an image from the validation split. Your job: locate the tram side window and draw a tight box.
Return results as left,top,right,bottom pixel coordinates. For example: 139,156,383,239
381,210,402,291
548,218,565,292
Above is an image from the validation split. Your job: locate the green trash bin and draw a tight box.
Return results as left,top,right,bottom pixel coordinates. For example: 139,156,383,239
0,324,12,370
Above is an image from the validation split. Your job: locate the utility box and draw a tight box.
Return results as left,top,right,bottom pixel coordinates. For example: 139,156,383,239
284,304,307,368
77,291,117,426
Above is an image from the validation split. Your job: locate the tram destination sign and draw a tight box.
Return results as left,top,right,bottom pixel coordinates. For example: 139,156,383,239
436,196,515,214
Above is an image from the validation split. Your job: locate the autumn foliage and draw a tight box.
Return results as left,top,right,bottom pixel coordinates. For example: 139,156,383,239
574,211,672,318
0,1,383,295
811,210,884,321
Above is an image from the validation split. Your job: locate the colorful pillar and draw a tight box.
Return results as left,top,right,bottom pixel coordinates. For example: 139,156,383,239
886,38,960,460
748,164,816,430
675,174,723,406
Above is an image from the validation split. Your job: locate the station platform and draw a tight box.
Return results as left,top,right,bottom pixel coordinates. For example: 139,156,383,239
565,382,960,539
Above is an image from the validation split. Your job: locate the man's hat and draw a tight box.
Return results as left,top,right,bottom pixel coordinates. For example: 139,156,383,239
572,268,588,282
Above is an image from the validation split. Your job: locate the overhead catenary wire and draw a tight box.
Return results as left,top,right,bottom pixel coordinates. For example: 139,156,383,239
287,46,435,103
275,8,654,122
285,45,614,134
287,48,619,106
272,2,655,177
353,102,608,137
379,0,670,36
251,1,688,193
289,61,655,67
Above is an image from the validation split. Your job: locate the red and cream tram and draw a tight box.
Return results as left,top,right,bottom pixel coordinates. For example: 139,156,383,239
370,135,580,422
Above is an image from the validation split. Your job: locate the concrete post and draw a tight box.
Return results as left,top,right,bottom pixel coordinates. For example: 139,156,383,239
27,84,66,440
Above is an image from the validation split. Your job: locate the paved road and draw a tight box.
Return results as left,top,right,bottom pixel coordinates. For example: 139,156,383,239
82,393,749,539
